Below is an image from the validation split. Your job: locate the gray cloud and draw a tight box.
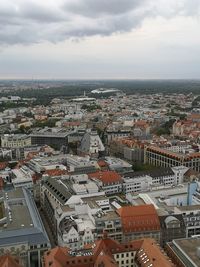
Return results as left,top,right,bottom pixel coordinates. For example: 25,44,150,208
0,0,199,45
64,0,145,17
181,0,200,16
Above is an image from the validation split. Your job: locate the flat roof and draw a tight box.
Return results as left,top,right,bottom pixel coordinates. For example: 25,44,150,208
0,188,50,246
2,134,30,140
30,128,70,138
6,189,24,199
177,205,200,211
123,167,174,178
83,196,108,209
5,205,33,230
173,238,200,267
95,210,120,221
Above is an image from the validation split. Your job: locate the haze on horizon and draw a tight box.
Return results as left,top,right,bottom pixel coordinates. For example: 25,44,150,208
0,0,200,80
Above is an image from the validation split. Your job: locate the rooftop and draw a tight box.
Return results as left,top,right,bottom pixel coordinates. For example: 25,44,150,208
0,254,23,267
0,188,50,247
2,134,30,141
117,204,160,232
104,156,132,169
171,237,200,267
88,171,122,185
44,178,72,205
30,127,70,138
43,237,173,267
137,239,175,267
123,167,174,179
176,205,200,211
147,145,200,160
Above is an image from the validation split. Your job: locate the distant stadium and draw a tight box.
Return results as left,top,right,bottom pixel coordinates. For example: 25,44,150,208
91,88,122,94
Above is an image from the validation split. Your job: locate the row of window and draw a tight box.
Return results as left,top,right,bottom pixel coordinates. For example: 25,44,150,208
30,244,48,250
115,252,134,258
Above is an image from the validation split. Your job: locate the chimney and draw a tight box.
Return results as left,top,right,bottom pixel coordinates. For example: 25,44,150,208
102,230,108,239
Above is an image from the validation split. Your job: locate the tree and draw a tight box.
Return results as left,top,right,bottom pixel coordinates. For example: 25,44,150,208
32,119,59,128
155,119,176,136
19,125,26,134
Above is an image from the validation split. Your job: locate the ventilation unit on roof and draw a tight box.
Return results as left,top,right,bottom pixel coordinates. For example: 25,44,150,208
197,247,200,259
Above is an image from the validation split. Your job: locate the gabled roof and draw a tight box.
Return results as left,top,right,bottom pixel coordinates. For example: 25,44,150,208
88,171,122,185
98,160,109,168
117,204,157,217
43,247,69,267
136,238,175,267
54,247,71,266
43,236,174,267
94,252,118,267
117,205,160,232
93,235,125,259
44,177,72,205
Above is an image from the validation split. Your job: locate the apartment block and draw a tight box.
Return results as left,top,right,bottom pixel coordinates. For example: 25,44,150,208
145,145,200,172
43,235,175,267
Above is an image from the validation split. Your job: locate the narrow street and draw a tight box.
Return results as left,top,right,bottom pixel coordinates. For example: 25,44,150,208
38,207,57,248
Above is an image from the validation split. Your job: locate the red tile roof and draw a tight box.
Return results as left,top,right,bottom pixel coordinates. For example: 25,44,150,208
136,238,175,267
43,246,93,267
63,121,80,127
188,113,200,120
97,160,109,168
43,237,173,267
0,254,23,267
88,171,122,185
134,120,149,128
32,173,42,183
43,247,69,267
26,151,40,160
93,236,125,259
117,204,160,232
0,162,8,170
44,169,68,177
94,253,118,267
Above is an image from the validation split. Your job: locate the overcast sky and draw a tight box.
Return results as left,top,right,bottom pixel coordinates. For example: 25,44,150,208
0,0,200,79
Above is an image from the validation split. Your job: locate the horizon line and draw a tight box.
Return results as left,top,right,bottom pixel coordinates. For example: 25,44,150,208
1,78,200,82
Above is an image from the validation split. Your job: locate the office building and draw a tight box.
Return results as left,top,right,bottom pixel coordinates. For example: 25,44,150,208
0,187,50,267
30,128,69,149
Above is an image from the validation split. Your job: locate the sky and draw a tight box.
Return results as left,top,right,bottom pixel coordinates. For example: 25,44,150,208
0,0,200,79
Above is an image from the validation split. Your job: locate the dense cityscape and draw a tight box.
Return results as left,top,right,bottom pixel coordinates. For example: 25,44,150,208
1,0,200,266
0,82,199,267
